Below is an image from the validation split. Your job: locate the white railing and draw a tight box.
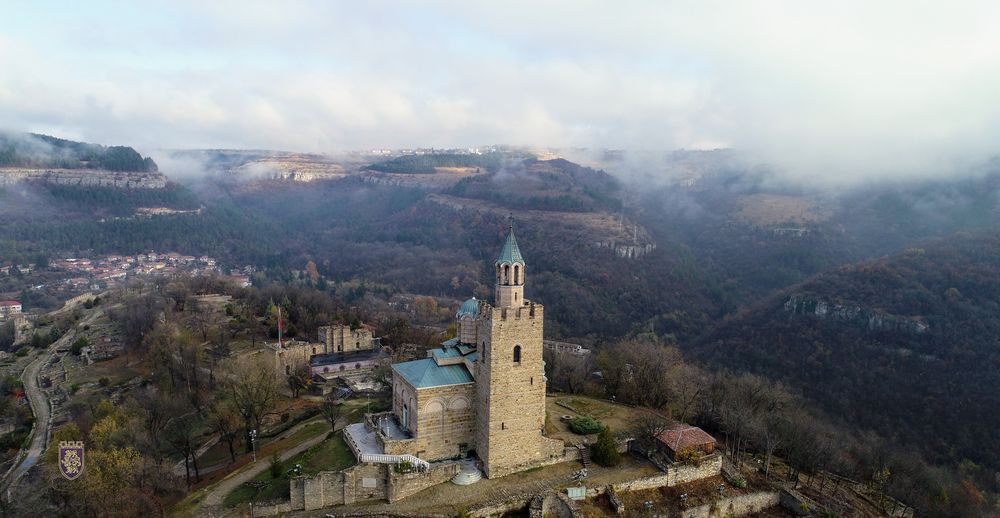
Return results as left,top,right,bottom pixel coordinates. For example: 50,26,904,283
359,453,430,471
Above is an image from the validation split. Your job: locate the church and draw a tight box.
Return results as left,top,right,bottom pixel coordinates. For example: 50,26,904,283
374,226,565,478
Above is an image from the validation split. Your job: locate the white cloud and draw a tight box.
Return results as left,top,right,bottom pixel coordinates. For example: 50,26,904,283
1,1,1000,182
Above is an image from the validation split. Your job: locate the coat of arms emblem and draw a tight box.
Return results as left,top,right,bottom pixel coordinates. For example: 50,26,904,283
58,441,85,480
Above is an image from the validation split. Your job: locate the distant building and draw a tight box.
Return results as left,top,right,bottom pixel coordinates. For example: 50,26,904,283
0,300,22,319
271,324,381,381
543,340,591,358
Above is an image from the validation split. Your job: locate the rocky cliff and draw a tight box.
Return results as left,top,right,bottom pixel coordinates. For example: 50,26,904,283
784,294,928,334
0,168,167,189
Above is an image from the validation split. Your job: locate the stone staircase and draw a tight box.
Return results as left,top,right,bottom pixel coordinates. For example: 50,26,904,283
576,444,591,468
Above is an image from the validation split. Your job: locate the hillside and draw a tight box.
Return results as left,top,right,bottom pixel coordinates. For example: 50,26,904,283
687,232,1000,471
0,132,158,172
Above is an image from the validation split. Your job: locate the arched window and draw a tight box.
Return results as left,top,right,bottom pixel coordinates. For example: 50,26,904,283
503,264,510,284
339,365,345,371
312,347,316,355
355,363,361,369
513,345,521,363
355,341,360,348
514,264,520,285
324,367,329,373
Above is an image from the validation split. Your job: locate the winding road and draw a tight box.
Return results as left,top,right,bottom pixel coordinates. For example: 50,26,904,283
2,308,102,490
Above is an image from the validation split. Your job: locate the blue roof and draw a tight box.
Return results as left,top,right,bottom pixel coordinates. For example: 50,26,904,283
496,227,524,264
440,337,460,347
431,347,463,361
457,297,478,318
393,358,474,388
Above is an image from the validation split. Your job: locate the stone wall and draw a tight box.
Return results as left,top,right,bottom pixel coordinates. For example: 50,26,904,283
409,383,477,461
266,461,460,515
681,491,780,518
610,453,722,493
0,168,167,188
387,461,461,502
272,341,322,378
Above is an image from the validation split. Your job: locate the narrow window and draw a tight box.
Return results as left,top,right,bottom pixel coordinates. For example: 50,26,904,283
312,347,316,355
513,345,521,363
530,377,534,385
501,422,505,430
514,264,520,284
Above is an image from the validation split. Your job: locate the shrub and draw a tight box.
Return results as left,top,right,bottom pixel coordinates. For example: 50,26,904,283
591,427,621,467
98,377,110,387
569,416,604,435
14,347,28,357
675,447,705,466
71,337,89,355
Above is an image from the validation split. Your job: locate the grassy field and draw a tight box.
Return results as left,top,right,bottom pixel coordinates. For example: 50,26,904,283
545,393,655,442
222,463,290,508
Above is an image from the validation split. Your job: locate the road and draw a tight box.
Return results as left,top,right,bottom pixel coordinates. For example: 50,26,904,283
3,309,102,489
5,338,60,485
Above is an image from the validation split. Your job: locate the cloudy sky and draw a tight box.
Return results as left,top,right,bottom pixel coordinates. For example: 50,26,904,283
3,1,1000,179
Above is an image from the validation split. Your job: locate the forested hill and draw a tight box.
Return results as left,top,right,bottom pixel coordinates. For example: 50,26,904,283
0,132,158,172
687,231,1000,470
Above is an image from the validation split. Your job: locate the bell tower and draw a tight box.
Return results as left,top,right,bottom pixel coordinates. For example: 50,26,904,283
494,224,525,308
476,224,563,478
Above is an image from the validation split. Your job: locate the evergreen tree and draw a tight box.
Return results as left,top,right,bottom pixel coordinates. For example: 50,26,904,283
591,427,621,467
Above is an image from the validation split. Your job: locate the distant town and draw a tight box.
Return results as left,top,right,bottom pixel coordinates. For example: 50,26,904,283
2,251,253,294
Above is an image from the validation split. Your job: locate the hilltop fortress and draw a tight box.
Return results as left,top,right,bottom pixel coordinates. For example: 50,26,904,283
373,225,564,477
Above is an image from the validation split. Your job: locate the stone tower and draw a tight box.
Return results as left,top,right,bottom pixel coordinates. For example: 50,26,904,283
475,226,563,477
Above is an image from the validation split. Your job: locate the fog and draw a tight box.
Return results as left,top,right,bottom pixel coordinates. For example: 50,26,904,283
3,2,1000,185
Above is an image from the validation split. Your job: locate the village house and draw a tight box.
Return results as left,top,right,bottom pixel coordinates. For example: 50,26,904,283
0,300,22,319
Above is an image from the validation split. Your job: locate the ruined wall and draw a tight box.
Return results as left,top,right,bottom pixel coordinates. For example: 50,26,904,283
611,454,722,493
476,301,565,478
387,461,461,502
681,491,780,518
319,324,375,353
273,341,322,378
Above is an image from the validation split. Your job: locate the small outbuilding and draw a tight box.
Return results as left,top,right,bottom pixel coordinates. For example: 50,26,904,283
655,423,716,461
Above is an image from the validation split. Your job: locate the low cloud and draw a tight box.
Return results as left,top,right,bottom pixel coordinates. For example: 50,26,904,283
2,2,1000,185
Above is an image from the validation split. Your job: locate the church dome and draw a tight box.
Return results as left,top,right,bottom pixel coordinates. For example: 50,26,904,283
457,297,478,318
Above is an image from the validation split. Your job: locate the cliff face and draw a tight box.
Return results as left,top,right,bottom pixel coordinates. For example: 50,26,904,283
784,294,929,334
0,168,167,189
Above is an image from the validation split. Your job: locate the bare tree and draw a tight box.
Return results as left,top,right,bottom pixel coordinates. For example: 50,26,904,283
287,363,312,398
166,414,201,486
208,401,241,463
226,356,278,452
319,393,343,433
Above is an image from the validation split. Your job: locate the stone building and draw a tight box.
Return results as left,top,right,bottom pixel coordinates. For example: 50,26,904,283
318,324,376,353
0,300,21,319
358,226,564,478
271,323,381,380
